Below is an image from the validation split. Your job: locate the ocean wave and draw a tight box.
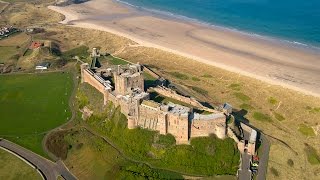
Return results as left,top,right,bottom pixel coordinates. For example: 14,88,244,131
114,0,320,52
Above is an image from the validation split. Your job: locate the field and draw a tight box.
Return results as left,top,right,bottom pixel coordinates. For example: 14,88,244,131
0,148,42,180
0,32,30,63
0,72,73,157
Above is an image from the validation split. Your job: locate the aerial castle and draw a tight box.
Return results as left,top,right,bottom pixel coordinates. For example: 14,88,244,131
80,48,229,144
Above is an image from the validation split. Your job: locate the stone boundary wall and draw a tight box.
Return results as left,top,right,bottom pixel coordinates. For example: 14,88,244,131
142,66,161,79
151,86,216,113
240,123,253,134
82,68,109,105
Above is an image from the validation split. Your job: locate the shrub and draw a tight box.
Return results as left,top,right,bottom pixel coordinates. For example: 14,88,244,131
273,112,285,121
169,72,189,80
191,77,200,81
253,112,272,122
157,134,176,147
240,103,254,110
287,159,294,167
298,124,315,137
234,92,251,101
268,97,278,105
229,83,241,91
201,74,212,78
270,167,279,177
304,143,320,165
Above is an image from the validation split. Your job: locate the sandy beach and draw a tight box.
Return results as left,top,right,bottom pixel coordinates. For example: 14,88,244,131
49,0,320,97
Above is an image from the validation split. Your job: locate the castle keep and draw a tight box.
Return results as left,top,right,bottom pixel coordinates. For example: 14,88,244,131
80,49,228,144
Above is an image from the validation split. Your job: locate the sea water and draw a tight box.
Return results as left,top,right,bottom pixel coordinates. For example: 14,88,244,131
116,0,320,50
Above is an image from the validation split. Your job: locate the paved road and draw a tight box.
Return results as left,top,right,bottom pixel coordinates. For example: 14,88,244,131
238,128,253,180
256,134,270,180
0,139,77,180
238,153,252,180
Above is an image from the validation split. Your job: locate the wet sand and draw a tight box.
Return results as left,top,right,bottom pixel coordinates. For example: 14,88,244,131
48,0,320,97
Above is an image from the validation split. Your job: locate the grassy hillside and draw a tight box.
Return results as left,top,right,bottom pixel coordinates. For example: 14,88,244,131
78,83,239,176
61,129,183,180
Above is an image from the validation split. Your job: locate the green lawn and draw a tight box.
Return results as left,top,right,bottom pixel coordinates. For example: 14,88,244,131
107,55,130,65
0,72,73,157
0,148,42,180
61,45,88,60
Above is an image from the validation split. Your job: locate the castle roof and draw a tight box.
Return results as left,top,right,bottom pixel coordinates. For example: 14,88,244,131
167,102,190,116
193,113,225,121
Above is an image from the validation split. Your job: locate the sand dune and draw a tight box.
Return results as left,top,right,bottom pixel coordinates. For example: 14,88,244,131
48,0,320,97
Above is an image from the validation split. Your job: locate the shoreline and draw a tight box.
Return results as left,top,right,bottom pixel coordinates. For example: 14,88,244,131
48,0,320,98
115,0,320,53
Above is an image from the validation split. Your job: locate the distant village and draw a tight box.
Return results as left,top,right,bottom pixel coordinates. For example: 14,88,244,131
0,26,19,39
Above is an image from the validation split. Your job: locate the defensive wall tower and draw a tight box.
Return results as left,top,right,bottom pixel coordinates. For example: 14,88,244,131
114,64,144,95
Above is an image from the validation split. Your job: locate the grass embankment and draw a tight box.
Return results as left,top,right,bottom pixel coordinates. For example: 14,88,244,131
0,72,73,157
61,45,89,60
78,83,239,176
53,128,183,180
0,148,42,180
105,54,129,65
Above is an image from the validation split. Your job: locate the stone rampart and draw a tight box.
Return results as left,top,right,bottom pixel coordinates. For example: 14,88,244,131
151,86,216,113
190,117,226,139
81,62,227,145
82,68,110,105
142,66,160,79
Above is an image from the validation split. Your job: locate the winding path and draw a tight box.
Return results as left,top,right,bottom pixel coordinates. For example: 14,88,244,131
0,138,76,180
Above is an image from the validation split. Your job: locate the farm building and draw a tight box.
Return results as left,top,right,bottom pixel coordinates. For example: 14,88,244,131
35,62,50,70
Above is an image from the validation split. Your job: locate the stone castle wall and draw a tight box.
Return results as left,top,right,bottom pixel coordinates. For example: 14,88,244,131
81,63,227,145
138,104,161,131
81,67,110,105
190,117,226,139
151,86,216,113
142,66,161,79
